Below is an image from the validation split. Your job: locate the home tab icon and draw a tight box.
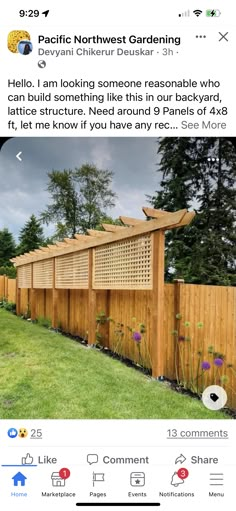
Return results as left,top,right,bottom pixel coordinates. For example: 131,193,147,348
12,472,27,487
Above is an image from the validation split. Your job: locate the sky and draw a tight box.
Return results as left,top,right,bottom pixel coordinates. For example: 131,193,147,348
0,137,160,241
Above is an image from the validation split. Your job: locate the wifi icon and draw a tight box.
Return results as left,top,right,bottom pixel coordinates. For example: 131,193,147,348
193,9,203,17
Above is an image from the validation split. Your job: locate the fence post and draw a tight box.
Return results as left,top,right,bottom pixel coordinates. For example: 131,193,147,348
31,263,36,320
4,275,8,300
43,289,47,318
173,279,185,381
151,230,165,379
105,289,110,347
67,289,70,332
174,279,184,318
52,257,58,329
16,273,21,315
88,248,96,345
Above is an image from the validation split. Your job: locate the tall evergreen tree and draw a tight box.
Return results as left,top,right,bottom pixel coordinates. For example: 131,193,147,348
0,228,16,266
148,137,236,285
17,214,44,255
41,164,116,238
189,138,236,285
148,138,199,281
41,169,80,238
74,164,116,233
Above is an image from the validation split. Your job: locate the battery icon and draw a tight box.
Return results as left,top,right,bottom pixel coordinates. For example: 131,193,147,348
206,9,221,17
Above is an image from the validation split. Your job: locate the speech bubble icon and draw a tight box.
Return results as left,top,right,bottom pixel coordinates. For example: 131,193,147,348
87,454,98,465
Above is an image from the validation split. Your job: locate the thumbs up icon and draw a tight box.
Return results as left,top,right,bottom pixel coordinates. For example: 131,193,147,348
22,453,33,465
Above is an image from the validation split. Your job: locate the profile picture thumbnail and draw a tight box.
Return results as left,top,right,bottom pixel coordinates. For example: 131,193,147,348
7,30,32,54
18,40,33,55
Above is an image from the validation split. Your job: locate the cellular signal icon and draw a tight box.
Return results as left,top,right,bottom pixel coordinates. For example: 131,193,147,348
179,10,190,17
193,9,203,17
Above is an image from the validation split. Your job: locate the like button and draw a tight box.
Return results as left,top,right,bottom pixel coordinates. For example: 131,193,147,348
22,453,34,465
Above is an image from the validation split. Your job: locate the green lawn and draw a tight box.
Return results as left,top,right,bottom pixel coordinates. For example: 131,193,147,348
0,309,229,419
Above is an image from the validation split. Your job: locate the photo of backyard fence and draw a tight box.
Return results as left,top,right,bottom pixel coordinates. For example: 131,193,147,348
0,136,235,419
1,206,234,412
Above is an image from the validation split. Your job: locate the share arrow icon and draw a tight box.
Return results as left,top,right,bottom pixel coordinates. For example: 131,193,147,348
175,454,186,464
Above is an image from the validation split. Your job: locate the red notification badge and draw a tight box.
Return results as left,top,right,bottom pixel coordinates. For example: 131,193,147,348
177,467,189,479
59,467,71,479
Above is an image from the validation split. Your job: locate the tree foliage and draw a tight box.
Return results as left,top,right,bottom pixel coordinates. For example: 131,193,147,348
41,169,79,238
17,214,44,255
148,137,236,285
0,266,16,278
41,164,116,238
0,228,16,266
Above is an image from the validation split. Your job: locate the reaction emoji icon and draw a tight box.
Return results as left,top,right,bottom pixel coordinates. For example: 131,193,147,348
18,427,28,438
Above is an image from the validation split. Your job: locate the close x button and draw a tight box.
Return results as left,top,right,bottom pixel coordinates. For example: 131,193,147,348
218,32,229,42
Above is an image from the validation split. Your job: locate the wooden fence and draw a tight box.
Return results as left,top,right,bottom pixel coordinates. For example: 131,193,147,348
0,275,16,302
15,281,236,409
5,206,236,410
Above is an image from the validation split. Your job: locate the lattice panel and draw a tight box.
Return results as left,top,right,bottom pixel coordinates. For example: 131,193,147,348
93,235,153,289
18,264,32,288
55,251,89,289
33,259,53,288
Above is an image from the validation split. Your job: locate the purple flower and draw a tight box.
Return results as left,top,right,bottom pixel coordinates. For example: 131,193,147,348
214,358,224,367
178,335,185,342
132,331,142,342
201,361,211,370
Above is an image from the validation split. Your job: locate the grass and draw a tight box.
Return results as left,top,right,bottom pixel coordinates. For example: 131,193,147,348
0,309,230,419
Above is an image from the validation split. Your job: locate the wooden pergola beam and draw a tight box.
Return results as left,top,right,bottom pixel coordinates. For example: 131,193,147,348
102,223,127,232
74,234,90,241
164,211,196,230
142,207,169,218
12,257,30,265
55,242,70,248
87,229,110,237
13,209,187,266
64,238,82,244
11,256,26,262
120,216,144,226
19,254,31,260
47,245,60,250
142,206,195,230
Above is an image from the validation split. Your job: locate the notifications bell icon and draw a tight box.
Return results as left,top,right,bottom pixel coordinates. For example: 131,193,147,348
171,472,184,487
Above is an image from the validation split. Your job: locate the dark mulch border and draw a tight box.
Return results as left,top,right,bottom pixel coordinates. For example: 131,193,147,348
54,328,152,376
